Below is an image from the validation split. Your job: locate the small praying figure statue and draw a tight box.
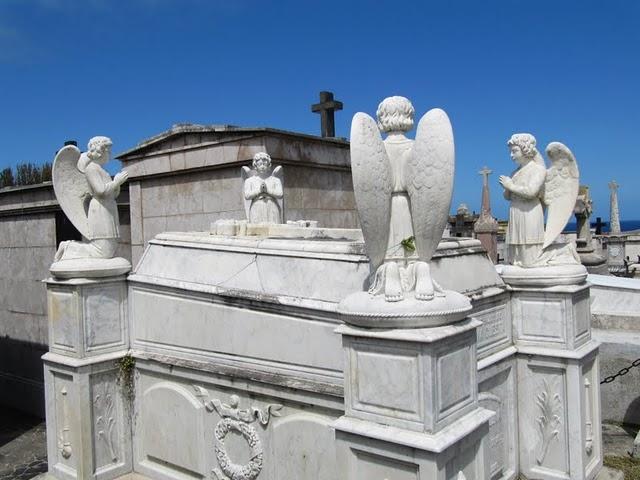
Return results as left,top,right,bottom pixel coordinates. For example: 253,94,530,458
499,133,580,268
241,152,284,224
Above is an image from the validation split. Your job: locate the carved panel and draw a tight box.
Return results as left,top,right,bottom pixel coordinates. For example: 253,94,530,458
519,363,569,477
48,289,78,353
516,296,566,344
193,386,282,480
52,372,75,469
140,382,207,478
91,372,120,470
478,361,517,480
437,344,473,417
574,290,590,342
84,283,125,351
271,414,336,480
351,342,422,422
475,303,510,356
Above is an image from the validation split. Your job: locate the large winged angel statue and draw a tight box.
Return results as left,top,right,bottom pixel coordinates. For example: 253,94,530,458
241,152,284,224
499,133,581,268
338,96,470,327
50,136,131,278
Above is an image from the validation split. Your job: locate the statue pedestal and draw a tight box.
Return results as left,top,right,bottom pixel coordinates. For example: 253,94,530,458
334,319,492,479
502,270,603,480
43,276,132,480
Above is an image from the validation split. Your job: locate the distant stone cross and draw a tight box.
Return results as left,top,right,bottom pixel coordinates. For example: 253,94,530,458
479,166,492,187
311,91,343,138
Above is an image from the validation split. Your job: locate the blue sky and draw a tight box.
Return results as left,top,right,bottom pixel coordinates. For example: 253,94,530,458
1,0,639,221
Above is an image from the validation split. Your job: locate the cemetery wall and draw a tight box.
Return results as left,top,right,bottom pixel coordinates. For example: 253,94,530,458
590,274,640,425
0,183,131,416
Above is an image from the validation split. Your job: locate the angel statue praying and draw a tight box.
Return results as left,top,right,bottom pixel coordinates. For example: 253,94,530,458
50,136,131,278
499,133,581,268
241,152,283,224
338,96,471,328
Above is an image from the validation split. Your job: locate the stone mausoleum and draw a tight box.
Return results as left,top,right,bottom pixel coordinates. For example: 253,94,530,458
35,96,611,480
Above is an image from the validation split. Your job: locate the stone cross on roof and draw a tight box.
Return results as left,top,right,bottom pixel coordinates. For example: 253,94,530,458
608,180,619,192
311,91,343,138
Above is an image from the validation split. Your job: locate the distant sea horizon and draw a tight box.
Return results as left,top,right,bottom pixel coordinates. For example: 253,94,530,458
564,220,640,233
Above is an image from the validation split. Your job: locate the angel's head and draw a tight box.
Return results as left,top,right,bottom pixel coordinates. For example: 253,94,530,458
507,133,537,165
252,152,272,175
376,96,415,134
87,136,113,165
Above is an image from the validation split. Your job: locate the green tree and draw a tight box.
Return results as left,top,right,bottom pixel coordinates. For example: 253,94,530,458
0,168,14,188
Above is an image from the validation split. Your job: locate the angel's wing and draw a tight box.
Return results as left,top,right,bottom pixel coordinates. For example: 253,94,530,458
240,166,252,221
52,145,91,239
350,112,392,270
542,142,579,249
405,108,455,262
272,165,284,222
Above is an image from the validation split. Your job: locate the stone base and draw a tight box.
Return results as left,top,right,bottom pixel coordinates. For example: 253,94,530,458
335,410,492,479
337,290,471,328
517,342,603,480
499,263,587,286
43,352,133,480
595,466,625,480
50,257,131,279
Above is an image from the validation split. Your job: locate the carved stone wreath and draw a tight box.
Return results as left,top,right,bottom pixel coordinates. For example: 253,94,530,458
214,418,263,480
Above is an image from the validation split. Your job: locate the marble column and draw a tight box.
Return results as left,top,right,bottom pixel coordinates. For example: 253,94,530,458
474,166,499,263
42,275,133,480
609,180,621,234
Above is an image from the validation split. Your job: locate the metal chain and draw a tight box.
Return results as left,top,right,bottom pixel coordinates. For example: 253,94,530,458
601,358,640,384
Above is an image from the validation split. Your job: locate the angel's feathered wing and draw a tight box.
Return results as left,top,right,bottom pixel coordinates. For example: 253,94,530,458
272,165,284,222
542,142,579,249
405,108,455,262
350,112,392,271
241,166,252,220
53,145,91,239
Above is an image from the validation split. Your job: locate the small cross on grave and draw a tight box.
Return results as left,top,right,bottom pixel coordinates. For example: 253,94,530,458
311,91,343,138
592,216,607,235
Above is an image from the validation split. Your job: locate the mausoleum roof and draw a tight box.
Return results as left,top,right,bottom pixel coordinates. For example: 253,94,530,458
116,123,348,160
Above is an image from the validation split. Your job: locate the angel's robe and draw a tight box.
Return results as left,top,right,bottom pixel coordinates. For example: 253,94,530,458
384,137,415,261
244,175,283,224
85,162,121,240
505,160,546,266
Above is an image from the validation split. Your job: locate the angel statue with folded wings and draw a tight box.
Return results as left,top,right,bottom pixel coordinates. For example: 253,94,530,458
348,96,460,304
241,152,283,224
50,136,131,278
499,133,581,267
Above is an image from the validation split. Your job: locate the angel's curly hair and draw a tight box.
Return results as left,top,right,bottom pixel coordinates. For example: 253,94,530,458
376,96,415,133
507,133,537,158
87,136,113,161
252,152,272,168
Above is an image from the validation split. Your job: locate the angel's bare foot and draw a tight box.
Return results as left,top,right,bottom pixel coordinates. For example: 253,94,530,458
414,262,434,300
384,263,403,302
